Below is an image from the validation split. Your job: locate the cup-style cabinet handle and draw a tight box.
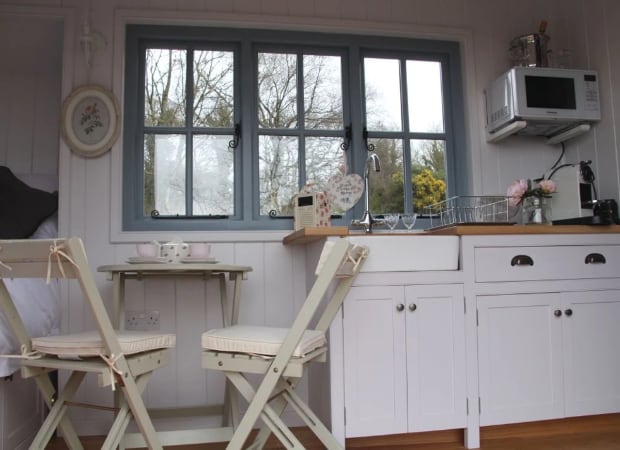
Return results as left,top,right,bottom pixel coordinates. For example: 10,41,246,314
511,255,534,266
396,303,405,312
585,253,606,264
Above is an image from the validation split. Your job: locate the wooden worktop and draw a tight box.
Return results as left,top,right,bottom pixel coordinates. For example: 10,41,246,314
282,224,620,245
425,224,620,235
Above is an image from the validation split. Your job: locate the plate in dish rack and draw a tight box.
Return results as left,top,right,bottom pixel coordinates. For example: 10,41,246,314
126,256,168,264
180,257,219,264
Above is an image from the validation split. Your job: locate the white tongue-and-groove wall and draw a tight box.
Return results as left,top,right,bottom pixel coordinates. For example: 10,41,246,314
1,0,619,434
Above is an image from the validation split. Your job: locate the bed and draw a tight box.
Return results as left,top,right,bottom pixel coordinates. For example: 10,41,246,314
0,166,59,450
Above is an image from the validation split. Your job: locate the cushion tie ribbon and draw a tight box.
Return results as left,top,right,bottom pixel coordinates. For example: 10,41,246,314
0,344,43,360
99,352,124,391
47,240,79,284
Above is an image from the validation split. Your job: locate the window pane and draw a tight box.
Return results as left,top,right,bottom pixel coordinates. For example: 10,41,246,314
258,53,297,129
411,139,446,212
193,135,234,215
144,134,186,215
305,137,344,186
144,49,186,127
364,58,402,131
193,50,234,128
259,135,298,215
304,55,343,130
407,61,444,133
305,136,345,213
369,138,404,213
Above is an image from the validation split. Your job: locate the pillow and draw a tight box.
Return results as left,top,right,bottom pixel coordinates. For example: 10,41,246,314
0,166,58,239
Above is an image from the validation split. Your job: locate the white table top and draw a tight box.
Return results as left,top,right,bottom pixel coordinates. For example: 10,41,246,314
97,262,253,274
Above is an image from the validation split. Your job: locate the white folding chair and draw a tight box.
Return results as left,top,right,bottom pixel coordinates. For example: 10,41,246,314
202,238,368,449
0,237,175,450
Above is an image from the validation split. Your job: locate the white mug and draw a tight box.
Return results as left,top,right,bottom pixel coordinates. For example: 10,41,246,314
189,243,211,258
136,241,161,258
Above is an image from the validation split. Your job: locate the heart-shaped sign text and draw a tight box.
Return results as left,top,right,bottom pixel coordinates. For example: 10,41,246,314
326,173,364,211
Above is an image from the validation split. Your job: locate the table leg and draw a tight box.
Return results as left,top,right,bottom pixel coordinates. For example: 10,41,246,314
230,272,243,326
218,274,230,328
111,273,125,330
110,273,126,449
218,273,243,428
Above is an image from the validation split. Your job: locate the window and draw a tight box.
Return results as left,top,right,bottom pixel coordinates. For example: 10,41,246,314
123,26,465,231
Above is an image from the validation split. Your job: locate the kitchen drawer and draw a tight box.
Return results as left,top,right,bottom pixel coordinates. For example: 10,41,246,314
474,245,620,282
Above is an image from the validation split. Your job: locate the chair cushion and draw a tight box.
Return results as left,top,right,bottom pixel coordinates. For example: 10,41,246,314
201,325,326,357
32,331,176,357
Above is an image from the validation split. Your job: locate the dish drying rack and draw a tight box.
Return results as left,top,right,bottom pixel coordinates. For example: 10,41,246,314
424,196,510,229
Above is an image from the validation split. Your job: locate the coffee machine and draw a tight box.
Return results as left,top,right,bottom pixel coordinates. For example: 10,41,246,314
549,163,594,223
550,161,619,225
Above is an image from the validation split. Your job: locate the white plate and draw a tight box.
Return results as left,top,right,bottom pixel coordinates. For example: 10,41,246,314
180,257,219,264
127,256,168,264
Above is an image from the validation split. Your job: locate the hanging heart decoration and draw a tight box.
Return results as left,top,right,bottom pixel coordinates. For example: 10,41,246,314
325,173,364,211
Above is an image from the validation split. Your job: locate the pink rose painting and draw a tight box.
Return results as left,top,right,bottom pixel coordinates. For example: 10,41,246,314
80,101,103,135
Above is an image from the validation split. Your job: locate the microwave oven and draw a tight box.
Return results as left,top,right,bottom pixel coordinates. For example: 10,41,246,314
485,67,601,141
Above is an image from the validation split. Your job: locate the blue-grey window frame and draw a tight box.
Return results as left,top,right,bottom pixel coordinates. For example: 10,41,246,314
122,24,466,232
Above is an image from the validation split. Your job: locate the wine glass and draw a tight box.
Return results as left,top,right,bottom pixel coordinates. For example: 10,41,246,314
401,213,418,231
383,213,400,230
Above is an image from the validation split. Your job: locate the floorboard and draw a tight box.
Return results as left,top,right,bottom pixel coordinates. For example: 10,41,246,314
45,414,620,449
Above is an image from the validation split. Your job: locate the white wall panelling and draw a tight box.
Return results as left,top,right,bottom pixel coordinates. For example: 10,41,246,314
3,0,620,437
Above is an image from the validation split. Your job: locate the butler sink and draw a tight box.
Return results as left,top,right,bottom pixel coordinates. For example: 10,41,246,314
346,235,459,272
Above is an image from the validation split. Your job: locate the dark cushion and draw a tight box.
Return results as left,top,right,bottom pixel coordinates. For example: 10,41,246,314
0,166,58,239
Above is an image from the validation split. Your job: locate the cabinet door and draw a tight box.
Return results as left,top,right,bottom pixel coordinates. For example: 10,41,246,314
562,290,620,416
343,285,407,438
405,284,466,431
477,293,564,426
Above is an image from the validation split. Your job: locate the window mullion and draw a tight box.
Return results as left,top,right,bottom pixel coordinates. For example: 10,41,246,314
297,52,306,188
186,48,194,216
245,40,258,221
400,58,414,214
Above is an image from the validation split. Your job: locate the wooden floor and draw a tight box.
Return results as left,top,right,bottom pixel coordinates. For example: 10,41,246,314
45,414,620,450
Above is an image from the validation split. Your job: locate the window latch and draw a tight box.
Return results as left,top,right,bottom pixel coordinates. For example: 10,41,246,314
228,122,241,150
362,126,375,152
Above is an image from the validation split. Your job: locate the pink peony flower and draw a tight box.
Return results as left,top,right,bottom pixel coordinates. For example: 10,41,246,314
506,178,557,207
538,179,557,194
506,179,527,207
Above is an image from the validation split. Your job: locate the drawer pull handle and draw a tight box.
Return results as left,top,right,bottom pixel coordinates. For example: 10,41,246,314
585,253,606,264
511,255,534,266
554,309,562,317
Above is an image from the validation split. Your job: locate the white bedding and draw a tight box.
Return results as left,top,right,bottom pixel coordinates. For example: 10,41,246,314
0,213,60,377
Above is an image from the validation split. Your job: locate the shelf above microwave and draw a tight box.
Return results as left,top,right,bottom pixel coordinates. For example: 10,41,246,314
486,121,527,143
486,121,591,145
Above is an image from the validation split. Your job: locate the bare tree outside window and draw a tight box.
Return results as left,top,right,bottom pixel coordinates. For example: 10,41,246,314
258,52,345,216
143,48,235,216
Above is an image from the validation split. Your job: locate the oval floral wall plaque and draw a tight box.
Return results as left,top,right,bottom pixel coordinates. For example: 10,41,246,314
61,85,120,158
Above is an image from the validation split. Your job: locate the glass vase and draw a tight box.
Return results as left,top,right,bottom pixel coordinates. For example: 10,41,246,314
522,196,552,225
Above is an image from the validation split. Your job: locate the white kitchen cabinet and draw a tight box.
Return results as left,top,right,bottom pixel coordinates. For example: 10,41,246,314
562,290,620,416
477,292,564,426
466,234,620,430
342,283,466,438
342,285,407,437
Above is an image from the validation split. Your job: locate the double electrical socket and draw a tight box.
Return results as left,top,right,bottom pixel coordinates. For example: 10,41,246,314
125,310,160,331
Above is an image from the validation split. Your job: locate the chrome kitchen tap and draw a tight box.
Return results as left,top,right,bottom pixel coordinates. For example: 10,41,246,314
351,152,384,233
